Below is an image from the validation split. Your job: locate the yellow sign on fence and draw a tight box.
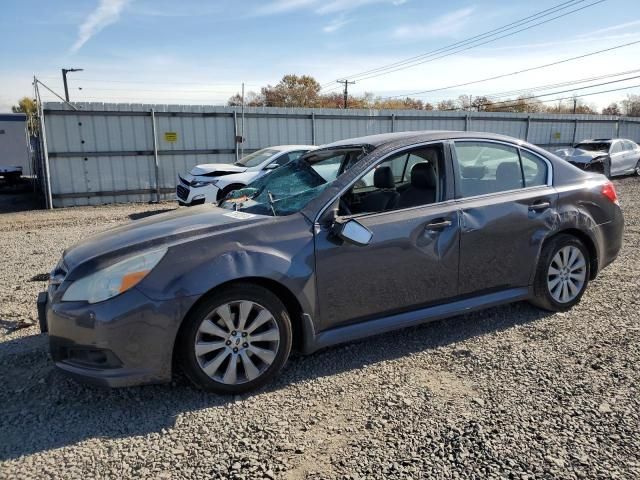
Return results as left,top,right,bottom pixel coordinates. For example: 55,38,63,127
164,132,178,142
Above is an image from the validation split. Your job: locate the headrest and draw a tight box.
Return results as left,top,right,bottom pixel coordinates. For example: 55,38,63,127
410,162,437,189
495,162,522,187
461,165,487,179
374,166,395,189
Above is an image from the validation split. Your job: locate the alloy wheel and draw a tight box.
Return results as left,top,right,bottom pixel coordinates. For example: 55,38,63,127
547,246,587,304
194,300,280,385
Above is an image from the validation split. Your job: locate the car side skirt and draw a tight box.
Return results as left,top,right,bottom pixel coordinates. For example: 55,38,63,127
301,287,530,354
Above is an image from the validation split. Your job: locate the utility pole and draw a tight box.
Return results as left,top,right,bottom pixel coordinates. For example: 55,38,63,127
572,97,578,114
337,79,355,109
61,68,83,102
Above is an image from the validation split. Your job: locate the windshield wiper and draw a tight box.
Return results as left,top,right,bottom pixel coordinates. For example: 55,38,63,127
267,191,277,217
234,162,244,167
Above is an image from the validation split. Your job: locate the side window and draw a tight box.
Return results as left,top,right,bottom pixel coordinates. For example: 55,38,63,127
270,153,293,168
340,145,443,216
287,150,306,161
520,150,548,187
610,142,623,154
312,154,344,182
454,142,522,197
623,140,634,151
354,153,407,193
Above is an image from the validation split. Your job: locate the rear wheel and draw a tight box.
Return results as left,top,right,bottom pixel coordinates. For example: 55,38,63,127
178,285,292,394
530,234,590,312
635,160,640,176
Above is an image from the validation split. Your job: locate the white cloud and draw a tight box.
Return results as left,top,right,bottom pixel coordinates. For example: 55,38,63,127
256,0,405,16
71,0,131,53
576,19,640,38
393,6,475,40
323,16,351,33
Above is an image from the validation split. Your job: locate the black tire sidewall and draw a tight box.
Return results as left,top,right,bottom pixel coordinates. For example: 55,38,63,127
532,234,590,312
178,284,292,394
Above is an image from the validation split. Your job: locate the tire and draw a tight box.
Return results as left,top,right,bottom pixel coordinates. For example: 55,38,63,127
217,184,245,202
635,160,640,176
178,284,292,394
530,234,590,312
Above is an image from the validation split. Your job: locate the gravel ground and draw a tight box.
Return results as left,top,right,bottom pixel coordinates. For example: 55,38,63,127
1,178,639,479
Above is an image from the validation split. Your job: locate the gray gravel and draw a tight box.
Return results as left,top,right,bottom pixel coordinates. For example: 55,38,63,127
1,178,639,479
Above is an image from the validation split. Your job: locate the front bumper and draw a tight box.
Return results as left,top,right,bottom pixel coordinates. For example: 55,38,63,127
38,287,198,387
176,181,219,206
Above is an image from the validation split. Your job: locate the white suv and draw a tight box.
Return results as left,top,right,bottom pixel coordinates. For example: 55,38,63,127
176,145,317,206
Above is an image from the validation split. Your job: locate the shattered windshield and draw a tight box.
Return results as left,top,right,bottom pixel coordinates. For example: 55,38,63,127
235,148,280,167
221,147,370,216
575,142,610,152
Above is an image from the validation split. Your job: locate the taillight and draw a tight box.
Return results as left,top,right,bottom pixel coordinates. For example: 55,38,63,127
601,181,619,205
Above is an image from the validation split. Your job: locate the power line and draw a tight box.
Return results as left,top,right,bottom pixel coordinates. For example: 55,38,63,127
37,76,261,87
442,82,640,111
480,67,640,100
321,0,586,88
321,0,604,91
469,74,640,108
382,38,640,100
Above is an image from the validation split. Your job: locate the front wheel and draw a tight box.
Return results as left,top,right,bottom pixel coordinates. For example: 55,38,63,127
635,160,640,176
178,285,292,394
530,234,590,312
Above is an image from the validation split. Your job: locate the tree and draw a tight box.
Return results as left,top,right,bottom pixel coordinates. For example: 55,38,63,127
621,95,640,117
11,97,39,135
602,102,621,115
262,74,322,108
435,99,457,111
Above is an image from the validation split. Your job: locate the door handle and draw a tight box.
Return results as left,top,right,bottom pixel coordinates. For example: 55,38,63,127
528,201,551,212
425,219,453,231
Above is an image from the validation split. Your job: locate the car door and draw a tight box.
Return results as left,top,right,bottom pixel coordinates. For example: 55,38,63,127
452,140,557,296
313,143,460,330
621,141,639,173
608,141,625,176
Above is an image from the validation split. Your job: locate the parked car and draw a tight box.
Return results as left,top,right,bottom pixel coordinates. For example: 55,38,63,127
38,131,623,394
176,145,316,205
555,138,640,177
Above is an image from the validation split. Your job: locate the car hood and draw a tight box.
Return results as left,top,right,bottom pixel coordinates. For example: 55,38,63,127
190,163,247,176
555,148,608,164
63,206,270,274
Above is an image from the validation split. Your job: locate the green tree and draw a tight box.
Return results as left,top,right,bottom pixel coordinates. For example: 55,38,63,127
11,97,39,135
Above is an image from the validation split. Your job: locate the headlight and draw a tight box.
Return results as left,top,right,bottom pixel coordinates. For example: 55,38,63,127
62,248,167,304
191,179,218,188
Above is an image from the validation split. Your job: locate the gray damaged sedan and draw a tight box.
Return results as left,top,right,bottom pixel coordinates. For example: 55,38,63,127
38,131,624,393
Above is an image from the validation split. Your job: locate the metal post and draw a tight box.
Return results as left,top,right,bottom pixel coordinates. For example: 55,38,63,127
150,109,161,203
240,82,245,159
62,69,69,102
572,118,578,145
233,110,239,162
35,77,53,209
525,116,531,142
391,113,396,133
311,112,316,145
465,114,470,131
616,117,621,137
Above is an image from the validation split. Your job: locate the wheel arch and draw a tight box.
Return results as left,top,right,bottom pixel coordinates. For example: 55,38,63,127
543,228,599,280
216,183,246,201
172,277,308,369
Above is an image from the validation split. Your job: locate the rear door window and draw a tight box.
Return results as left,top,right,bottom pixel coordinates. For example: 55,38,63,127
454,142,522,197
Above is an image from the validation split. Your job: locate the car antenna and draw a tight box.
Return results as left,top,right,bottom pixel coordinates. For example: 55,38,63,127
267,190,277,216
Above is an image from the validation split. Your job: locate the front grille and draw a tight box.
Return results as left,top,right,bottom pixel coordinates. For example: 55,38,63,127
178,175,190,187
176,184,189,200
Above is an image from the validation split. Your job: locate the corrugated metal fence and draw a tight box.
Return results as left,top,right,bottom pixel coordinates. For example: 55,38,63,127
41,102,640,207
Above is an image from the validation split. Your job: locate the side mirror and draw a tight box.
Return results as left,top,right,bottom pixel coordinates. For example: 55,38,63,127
333,219,373,246
264,163,279,170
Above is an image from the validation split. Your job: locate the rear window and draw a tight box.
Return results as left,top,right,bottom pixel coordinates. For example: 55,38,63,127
575,142,610,152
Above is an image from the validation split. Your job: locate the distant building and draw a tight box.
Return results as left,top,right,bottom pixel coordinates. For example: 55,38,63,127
0,113,30,176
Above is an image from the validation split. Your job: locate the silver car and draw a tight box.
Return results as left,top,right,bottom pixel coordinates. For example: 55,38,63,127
555,138,640,178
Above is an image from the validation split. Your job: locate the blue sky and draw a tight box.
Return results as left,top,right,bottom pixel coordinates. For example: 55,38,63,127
1,0,639,111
